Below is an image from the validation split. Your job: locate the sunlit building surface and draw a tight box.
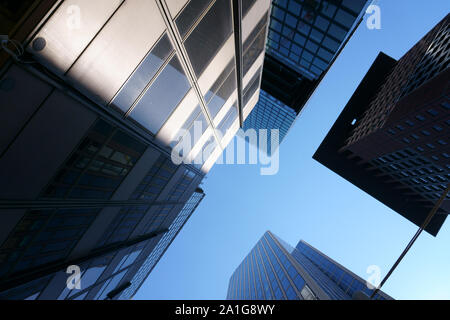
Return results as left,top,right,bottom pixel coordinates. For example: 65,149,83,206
314,14,450,236
227,231,393,300
244,0,369,154
0,0,270,299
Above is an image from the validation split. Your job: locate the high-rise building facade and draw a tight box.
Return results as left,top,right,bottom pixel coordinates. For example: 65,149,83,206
314,14,450,236
227,231,393,300
244,0,369,153
0,0,271,299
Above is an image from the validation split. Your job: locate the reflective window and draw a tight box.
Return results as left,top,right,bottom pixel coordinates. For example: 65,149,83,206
130,55,191,134
207,69,236,118
243,14,268,76
243,68,262,106
176,0,214,39
328,24,347,41
94,270,127,300
342,0,366,15
217,103,238,135
184,0,233,78
193,134,217,169
113,249,143,274
111,34,173,113
204,59,235,102
335,9,355,29
243,0,258,17
175,111,209,157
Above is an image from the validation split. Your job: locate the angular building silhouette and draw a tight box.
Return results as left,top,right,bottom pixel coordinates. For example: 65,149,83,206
244,0,370,154
314,14,450,236
0,0,271,299
227,231,393,300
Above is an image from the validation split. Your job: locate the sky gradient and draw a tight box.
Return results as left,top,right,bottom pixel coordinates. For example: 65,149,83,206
135,0,450,300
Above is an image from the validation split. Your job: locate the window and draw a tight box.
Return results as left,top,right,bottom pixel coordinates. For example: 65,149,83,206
217,103,238,135
310,29,324,43
129,55,191,134
314,16,330,32
335,9,356,28
243,68,261,106
242,0,258,17
321,3,337,18
243,25,266,75
415,115,426,121
207,70,236,118
328,23,347,41
441,102,450,110
323,37,340,52
301,285,316,300
285,13,297,28
94,270,127,300
342,0,366,15
318,48,333,62
184,0,233,78
111,34,173,113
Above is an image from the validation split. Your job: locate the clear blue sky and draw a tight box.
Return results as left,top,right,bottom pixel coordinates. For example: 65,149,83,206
135,0,450,300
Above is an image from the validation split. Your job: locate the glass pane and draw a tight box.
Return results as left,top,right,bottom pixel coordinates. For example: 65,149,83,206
175,112,208,157
243,27,266,76
328,23,347,41
171,105,202,147
217,103,238,135
184,0,233,78
243,0,258,17
129,55,191,134
193,134,217,169
342,0,366,15
204,58,235,102
243,12,268,53
95,270,127,300
78,266,106,291
207,69,236,118
314,15,330,32
323,36,340,52
243,68,261,106
175,0,213,39
317,47,333,62
335,9,356,29
111,34,173,113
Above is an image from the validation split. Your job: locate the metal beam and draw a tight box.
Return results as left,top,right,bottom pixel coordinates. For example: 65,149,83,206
232,0,244,127
0,199,186,210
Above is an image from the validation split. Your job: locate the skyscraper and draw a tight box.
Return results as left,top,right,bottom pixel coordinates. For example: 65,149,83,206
0,0,271,299
227,231,393,300
244,0,370,154
314,14,450,236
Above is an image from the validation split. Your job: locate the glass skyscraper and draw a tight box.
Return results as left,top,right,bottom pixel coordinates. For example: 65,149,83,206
244,0,370,154
227,231,393,300
0,0,271,299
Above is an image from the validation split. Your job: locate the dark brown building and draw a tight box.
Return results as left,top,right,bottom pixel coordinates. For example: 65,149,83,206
314,14,449,236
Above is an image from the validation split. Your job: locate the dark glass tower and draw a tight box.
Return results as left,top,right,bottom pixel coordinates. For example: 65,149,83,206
227,231,393,300
314,14,450,236
244,0,370,154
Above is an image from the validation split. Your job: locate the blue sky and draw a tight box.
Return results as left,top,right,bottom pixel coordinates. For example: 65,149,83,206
135,0,450,300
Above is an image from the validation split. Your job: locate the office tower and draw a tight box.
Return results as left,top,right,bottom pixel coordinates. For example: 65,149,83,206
314,14,450,236
227,231,393,300
244,0,370,153
0,0,271,299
